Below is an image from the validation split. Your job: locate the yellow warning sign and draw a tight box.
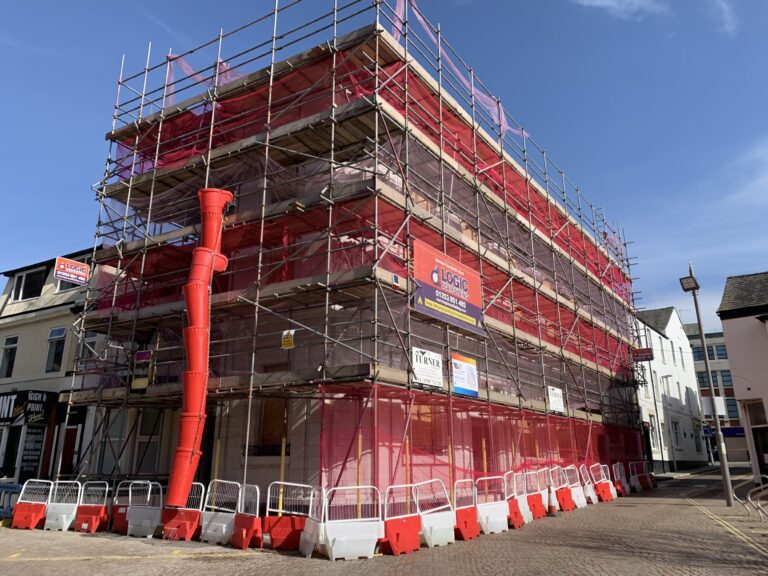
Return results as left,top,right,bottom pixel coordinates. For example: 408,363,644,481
281,329,295,350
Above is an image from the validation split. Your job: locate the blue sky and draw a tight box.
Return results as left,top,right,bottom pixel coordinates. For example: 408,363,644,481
0,0,765,329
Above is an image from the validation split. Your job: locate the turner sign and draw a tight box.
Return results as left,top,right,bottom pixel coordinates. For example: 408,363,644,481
54,257,90,286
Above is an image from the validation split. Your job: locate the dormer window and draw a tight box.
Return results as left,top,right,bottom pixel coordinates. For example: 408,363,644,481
12,268,47,301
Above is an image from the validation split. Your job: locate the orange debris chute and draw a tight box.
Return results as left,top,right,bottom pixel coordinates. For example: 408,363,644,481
166,188,232,507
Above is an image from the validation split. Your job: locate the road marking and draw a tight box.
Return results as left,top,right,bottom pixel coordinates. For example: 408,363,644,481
686,498,768,558
0,551,258,563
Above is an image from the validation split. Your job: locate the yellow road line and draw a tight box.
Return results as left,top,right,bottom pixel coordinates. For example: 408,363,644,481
686,498,768,558
1,551,258,563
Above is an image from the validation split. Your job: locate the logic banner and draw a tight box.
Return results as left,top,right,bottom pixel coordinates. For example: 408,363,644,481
412,240,484,335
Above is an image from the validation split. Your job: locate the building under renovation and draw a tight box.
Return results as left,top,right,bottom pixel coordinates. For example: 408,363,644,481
63,1,644,498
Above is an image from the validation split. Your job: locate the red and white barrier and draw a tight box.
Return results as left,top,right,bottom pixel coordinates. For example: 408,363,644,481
564,466,588,509
12,479,52,530
380,483,421,555
162,481,204,541
602,465,618,499
453,479,480,540
200,480,239,545
475,476,508,534
611,462,630,497
589,464,614,502
513,472,534,523
322,485,382,560
264,481,313,551
414,479,455,548
549,466,575,512
524,471,546,519
75,481,110,533
110,481,131,534
45,481,83,531
231,483,263,550
502,471,525,528
629,461,653,492
578,465,598,504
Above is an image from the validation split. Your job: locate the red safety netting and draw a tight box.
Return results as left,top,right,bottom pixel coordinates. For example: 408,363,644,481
319,385,643,491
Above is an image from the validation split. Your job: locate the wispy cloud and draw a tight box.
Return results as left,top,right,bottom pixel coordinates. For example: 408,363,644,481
0,30,57,56
724,138,768,206
708,0,738,37
132,4,194,50
571,0,669,19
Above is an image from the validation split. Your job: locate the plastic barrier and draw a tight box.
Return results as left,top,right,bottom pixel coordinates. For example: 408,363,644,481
75,481,110,533
231,483,263,550
12,479,52,529
264,481,312,550
502,472,524,528
643,461,657,488
414,479,455,548
550,466,575,512
475,476,508,534
537,468,558,514
127,481,163,538
602,465,618,499
564,466,588,509
111,481,131,534
162,482,204,541
0,483,21,521
611,462,629,497
200,479,240,545
629,461,652,492
589,464,614,502
579,465,598,504
525,472,546,519
453,479,480,540
514,472,534,523
44,481,82,531
381,483,421,555
322,485,382,560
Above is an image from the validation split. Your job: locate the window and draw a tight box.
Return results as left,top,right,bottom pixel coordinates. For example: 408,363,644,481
45,327,67,373
56,256,91,292
706,345,715,360
715,344,728,360
696,372,707,388
100,409,126,474
680,346,685,369
693,423,702,453
692,346,704,361
79,331,98,361
246,398,288,457
720,370,732,387
12,268,47,301
660,423,666,447
726,399,739,420
671,343,676,365
671,421,680,447
650,415,658,448
660,337,666,363
710,371,719,388
0,336,18,378
135,409,163,474
676,381,682,400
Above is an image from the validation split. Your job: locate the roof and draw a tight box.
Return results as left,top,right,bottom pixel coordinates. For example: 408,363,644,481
717,272,768,320
1,247,93,277
637,307,675,337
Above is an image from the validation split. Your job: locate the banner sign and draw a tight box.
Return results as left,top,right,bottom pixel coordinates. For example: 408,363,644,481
547,385,565,413
412,240,484,335
451,353,479,397
412,347,443,389
633,348,654,362
281,330,296,350
0,391,54,425
54,257,90,286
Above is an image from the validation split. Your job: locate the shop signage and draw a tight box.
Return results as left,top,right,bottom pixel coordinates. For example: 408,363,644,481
0,391,54,425
53,257,90,286
412,240,484,335
633,348,654,362
451,353,479,397
412,347,443,388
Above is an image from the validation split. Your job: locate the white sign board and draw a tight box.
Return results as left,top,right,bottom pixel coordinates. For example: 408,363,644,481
451,353,479,398
412,347,443,389
547,385,565,413
702,396,726,418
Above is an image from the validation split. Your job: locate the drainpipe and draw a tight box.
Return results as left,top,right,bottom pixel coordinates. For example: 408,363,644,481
166,188,232,507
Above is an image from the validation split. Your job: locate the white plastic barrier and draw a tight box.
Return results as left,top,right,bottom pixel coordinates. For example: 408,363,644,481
201,479,240,545
612,462,630,495
127,481,163,538
322,485,382,560
299,486,326,559
45,481,82,531
602,465,618,499
579,465,598,504
513,472,533,523
564,466,587,509
414,479,455,547
475,476,508,534
628,461,644,493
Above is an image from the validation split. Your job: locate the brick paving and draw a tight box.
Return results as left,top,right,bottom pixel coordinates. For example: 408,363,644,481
1,471,767,576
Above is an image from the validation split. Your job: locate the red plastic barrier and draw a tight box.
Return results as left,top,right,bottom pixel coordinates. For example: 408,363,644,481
454,506,480,540
230,513,263,550
555,488,576,512
263,515,306,551
594,483,613,502
166,188,232,508
527,494,546,520
75,505,109,533
11,502,47,530
638,475,652,490
111,505,129,534
614,480,627,497
162,508,202,541
507,500,525,529
649,474,657,488
380,515,421,555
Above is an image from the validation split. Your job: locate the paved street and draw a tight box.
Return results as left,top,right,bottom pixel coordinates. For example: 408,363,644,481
1,470,767,576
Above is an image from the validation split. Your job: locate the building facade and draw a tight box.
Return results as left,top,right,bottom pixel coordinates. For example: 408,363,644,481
717,272,768,480
636,308,707,472
0,249,94,484
65,2,644,496
684,323,748,462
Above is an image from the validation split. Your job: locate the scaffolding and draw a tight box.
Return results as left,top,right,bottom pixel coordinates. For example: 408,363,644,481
64,0,644,490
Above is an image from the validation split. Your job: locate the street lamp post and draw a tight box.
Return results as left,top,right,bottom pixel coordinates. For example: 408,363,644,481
680,263,734,507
